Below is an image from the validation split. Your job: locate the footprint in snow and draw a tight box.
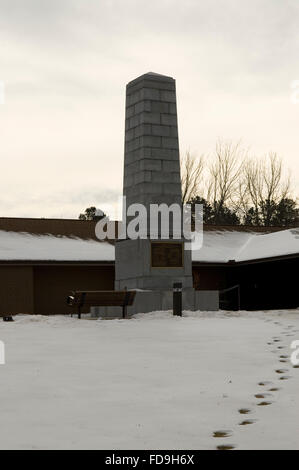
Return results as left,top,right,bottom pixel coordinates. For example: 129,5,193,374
254,393,272,399
238,408,252,414
216,444,236,451
213,430,232,438
275,369,288,374
257,401,273,406
258,381,273,387
239,419,256,426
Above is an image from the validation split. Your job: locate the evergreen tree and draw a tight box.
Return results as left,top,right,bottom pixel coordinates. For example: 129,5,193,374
79,207,106,221
272,198,298,227
189,196,240,225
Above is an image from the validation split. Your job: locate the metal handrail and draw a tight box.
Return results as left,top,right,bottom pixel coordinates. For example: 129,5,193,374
219,284,241,310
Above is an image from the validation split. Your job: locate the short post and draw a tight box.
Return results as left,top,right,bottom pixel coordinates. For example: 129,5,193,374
78,292,86,319
173,282,182,317
123,287,129,319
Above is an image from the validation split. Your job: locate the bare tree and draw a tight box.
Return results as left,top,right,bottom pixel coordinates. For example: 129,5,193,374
234,176,252,219
181,140,297,226
206,139,245,211
243,152,292,224
181,151,204,204
263,152,291,202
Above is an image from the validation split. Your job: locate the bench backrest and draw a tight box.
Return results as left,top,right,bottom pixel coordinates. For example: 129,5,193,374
68,290,136,307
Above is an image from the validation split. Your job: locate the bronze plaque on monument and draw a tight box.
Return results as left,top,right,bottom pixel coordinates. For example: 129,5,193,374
151,242,183,268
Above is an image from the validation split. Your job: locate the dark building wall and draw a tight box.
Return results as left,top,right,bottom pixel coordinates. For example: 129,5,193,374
33,265,115,315
0,266,34,315
192,266,228,291
236,258,298,311
193,258,299,311
0,217,288,241
0,217,98,239
193,257,299,311
0,258,297,315
0,217,119,241
0,264,115,316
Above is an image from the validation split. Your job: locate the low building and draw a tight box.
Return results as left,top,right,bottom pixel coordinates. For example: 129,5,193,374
192,228,299,310
0,217,298,314
0,218,114,315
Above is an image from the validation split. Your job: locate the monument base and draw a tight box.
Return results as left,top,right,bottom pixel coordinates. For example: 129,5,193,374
115,238,194,291
90,289,219,318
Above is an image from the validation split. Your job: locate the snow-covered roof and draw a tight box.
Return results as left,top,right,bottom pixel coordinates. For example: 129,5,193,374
192,228,299,263
0,231,114,262
0,228,298,263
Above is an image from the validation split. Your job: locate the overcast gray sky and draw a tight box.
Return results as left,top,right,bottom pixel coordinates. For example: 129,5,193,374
1,0,298,218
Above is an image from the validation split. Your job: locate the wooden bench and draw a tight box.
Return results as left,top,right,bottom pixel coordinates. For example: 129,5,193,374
66,290,136,319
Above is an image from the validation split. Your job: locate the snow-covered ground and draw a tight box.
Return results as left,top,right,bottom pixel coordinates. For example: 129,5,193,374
0,310,298,450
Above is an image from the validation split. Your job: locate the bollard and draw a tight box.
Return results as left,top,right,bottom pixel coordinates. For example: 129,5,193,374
173,282,182,317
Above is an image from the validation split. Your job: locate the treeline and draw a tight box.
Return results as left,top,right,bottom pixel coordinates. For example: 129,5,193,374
181,140,298,227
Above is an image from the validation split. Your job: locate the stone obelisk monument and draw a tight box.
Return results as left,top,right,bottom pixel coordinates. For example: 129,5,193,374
115,72,193,303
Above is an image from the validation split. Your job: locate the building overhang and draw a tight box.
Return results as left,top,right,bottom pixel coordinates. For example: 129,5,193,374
192,252,299,267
